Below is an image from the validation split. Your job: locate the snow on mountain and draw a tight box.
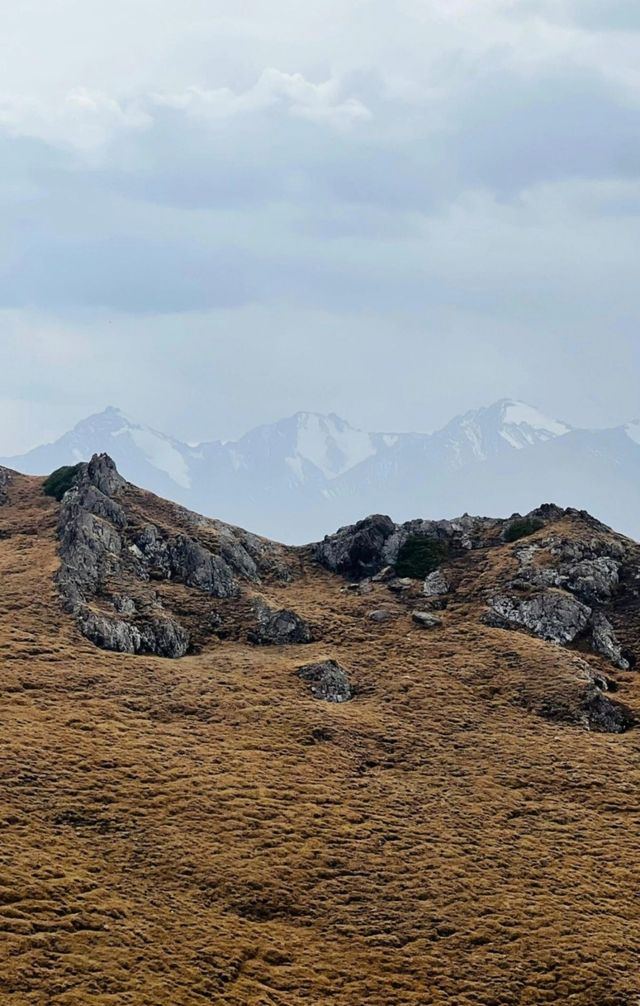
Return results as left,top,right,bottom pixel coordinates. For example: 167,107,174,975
1,406,200,500
435,399,571,468
230,412,381,484
624,421,640,447
4,399,640,544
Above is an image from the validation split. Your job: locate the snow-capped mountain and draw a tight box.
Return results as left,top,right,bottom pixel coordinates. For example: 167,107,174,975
4,399,640,543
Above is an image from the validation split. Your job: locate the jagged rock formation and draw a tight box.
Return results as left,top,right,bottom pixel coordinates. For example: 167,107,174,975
55,453,298,656
297,659,352,702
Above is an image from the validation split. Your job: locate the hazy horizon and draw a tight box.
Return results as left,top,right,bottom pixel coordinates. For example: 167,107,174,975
0,395,626,459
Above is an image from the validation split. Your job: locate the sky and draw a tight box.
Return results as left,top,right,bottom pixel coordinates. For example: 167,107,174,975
0,0,639,453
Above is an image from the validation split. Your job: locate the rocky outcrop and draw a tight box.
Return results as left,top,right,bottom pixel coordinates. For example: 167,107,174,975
483,590,592,645
0,466,11,504
537,664,635,734
248,599,313,645
297,659,352,702
563,557,620,605
54,453,297,659
314,514,397,578
579,690,635,733
131,525,239,598
79,610,190,658
591,612,630,670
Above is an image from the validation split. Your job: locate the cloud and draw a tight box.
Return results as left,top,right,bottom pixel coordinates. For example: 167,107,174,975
0,90,151,152
0,0,639,451
153,69,372,130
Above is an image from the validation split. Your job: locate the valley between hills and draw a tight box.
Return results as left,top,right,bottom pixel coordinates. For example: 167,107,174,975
1,455,640,1004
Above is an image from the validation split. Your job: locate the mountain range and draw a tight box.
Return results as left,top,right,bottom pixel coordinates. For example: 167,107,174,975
3,398,640,542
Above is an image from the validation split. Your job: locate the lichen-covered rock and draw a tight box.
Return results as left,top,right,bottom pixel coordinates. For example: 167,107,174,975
249,599,313,645
423,570,449,597
297,659,352,702
563,557,620,605
484,590,592,645
412,611,442,629
590,611,630,670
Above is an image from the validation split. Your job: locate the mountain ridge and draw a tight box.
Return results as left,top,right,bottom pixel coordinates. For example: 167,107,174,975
3,398,639,543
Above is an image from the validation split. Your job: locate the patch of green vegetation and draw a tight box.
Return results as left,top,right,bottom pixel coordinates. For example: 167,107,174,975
395,536,449,579
503,517,544,543
42,464,83,501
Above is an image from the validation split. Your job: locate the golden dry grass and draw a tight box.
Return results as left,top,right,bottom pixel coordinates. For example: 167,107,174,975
1,475,640,1004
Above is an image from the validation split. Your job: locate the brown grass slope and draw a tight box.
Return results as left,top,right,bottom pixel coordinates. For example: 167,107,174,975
0,464,640,1004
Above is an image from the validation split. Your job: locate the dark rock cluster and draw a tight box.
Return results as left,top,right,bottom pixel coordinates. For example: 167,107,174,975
297,659,352,702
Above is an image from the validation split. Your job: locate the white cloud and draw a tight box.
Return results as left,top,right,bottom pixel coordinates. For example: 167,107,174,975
153,69,372,129
0,89,151,152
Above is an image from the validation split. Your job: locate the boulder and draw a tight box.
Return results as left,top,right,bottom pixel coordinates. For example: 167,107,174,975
313,514,397,578
412,611,443,629
249,599,313,645
368,609,397,624
423,569,449,597
484,589,592,645
388,577,414,593
297,659,353,703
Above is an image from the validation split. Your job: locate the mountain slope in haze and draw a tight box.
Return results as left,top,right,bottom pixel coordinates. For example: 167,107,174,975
2,457,640,1003
4,399,640,543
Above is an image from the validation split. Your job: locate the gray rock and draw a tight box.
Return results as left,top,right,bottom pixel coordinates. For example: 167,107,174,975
412,611,443,629
249,598,313,645
314,514,396,578
169,535,238,598
484,589,592,645
297,659,352,702
423,569,449,597
113,594,137,616
84,453,126,497
371,566,395,583
368,609,397,623
563,557,620,605
590,611,630,670
388,577,414,593
79,610,189,658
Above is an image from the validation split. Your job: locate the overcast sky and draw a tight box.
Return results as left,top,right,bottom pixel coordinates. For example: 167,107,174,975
1,0,639,452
